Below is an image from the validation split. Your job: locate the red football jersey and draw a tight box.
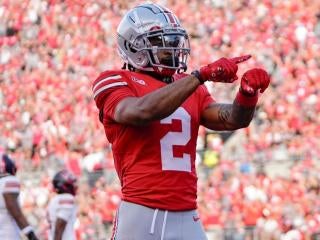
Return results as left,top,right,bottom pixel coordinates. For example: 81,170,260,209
93,70,215,211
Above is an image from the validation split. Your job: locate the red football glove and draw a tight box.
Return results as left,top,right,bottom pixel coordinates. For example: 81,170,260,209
240,68,270,95
197,55,251,83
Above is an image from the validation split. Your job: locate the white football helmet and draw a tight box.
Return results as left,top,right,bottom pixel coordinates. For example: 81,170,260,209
117,3,190,76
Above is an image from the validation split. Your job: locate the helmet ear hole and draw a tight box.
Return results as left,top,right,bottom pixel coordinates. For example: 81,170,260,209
135,50,149,67
134,38,145,49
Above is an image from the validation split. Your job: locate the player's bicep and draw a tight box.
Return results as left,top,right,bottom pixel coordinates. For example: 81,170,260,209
201,103,237,131
3,192,19,209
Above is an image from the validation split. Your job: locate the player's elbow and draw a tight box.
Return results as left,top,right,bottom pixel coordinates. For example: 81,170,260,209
129,112,153,126
228,119,252,130
237,120,252,129
137,110,154,122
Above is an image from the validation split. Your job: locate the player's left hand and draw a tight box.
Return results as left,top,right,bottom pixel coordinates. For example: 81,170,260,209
240,68,270,95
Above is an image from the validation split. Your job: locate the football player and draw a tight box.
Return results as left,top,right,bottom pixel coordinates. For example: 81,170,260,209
47,170,77,240
0,153,39,240
92,3,270,240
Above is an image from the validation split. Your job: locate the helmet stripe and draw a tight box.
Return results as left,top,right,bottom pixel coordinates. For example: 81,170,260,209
152,3,166,13
166,13,177,26
153,4,177,26
151,3,170,24
153,3,169,13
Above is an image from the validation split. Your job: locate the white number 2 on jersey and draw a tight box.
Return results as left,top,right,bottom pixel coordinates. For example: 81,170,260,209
160,107,191,172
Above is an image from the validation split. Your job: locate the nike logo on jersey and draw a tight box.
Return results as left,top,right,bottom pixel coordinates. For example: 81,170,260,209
131,77,146,85
193,216,200,222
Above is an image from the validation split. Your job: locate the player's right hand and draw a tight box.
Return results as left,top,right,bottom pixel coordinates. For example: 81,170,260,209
198,55,251,83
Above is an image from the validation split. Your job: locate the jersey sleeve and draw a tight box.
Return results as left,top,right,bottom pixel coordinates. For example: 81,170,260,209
56,197,75,221
2,176,20,193
92,71,135,120
198,85,215,112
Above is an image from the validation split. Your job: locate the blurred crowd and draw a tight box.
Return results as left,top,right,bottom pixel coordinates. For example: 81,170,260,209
1,0,320,239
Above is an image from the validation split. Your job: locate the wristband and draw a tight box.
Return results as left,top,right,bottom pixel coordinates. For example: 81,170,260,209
21,225,33,235
191,70,205,85
235,90,258,107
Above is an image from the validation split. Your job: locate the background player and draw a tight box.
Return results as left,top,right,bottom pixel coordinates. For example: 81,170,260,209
47,169,77,240
93,3,270,240
0,153,39,240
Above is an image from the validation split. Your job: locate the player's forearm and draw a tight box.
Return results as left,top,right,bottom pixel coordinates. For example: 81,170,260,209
54,218,67,240
53,230,63,240
4,194,29,229
229,90,258,128
206,103,255,131
216,93,257,130
201,87,258,130
229,101,256,128
8,206,29,229
116,75,200,124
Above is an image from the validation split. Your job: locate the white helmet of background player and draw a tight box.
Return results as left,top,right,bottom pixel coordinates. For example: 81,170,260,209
117,3,190,77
